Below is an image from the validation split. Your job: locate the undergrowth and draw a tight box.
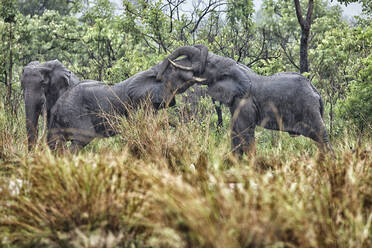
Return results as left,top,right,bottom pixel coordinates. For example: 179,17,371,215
0,103,371,248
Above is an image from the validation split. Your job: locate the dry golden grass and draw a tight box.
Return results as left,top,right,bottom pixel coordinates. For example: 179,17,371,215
0,104,371,247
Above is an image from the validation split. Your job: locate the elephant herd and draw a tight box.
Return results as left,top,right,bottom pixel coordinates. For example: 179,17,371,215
22,45,332,156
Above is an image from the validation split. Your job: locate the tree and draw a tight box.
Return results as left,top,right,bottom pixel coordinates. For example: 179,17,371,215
258,0,344,74
293,0,313,73
17,0,83,16
339,23,372,132
311,25,355,136
0,0,17,114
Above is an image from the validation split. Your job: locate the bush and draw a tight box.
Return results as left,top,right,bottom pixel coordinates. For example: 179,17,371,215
341,54,372,132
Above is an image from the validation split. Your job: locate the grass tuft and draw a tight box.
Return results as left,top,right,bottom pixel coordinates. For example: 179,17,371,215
0,104,371,247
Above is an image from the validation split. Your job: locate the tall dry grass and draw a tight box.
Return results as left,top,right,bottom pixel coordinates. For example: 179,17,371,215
0,104,371,247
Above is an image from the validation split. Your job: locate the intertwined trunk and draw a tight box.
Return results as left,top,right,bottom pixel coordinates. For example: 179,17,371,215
294,0,313,73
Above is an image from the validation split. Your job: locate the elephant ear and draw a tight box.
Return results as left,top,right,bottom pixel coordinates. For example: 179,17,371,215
127,71,172,106
56,69,71,88
39,61,72,92
207,78,241,106
207,67,251,106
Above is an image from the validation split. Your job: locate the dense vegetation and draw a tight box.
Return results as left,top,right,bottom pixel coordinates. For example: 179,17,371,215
0,0,371,247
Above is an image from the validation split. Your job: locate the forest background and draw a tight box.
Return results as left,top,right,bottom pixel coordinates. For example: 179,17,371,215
0,0,371,247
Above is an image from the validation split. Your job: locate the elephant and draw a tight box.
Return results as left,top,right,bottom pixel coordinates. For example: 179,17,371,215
47,46,208,151
21,60,80,150
157,45,332,156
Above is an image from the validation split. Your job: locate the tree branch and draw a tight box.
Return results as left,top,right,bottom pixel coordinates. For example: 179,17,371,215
293,0,304,28
190,1,226,34
305,0,314,30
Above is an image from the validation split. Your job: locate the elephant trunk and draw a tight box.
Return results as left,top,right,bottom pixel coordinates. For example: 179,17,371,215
24,92,44,151
193,44,208,74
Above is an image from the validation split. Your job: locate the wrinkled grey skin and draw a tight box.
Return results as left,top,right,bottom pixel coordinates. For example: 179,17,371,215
158,45,331,156
47,50,205,151
21,60,80,150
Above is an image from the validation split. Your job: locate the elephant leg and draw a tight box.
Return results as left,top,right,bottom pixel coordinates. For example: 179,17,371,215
48,114,96,153
231,125,256,157
230,97,257,158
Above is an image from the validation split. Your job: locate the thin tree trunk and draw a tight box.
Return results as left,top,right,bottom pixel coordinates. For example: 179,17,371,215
300,28,310,73
294,0,313,73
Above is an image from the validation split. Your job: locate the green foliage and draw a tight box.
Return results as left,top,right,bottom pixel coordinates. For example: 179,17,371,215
340,24,372,131
0,0,17,82
227,0,254,29
0,0,17,23
122,0,172,52
17,0,83,16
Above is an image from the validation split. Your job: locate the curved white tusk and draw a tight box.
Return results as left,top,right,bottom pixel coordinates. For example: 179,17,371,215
168,59,193,71
192,77,207,82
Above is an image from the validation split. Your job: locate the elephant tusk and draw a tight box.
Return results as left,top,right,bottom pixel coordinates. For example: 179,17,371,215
192,77,207,82
168,59,193,71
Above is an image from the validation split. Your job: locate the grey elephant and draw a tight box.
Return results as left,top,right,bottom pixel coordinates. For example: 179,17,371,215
47,47,208,151
21,60,80,150
157,45,331,156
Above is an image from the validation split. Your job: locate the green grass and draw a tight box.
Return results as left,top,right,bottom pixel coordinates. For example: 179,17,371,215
0,102,371,248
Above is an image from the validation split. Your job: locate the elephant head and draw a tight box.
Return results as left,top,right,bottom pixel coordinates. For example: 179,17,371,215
21,60,79,150
157,47,251,107
156,44,209,94
203,65,251,106
130,45,209,109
